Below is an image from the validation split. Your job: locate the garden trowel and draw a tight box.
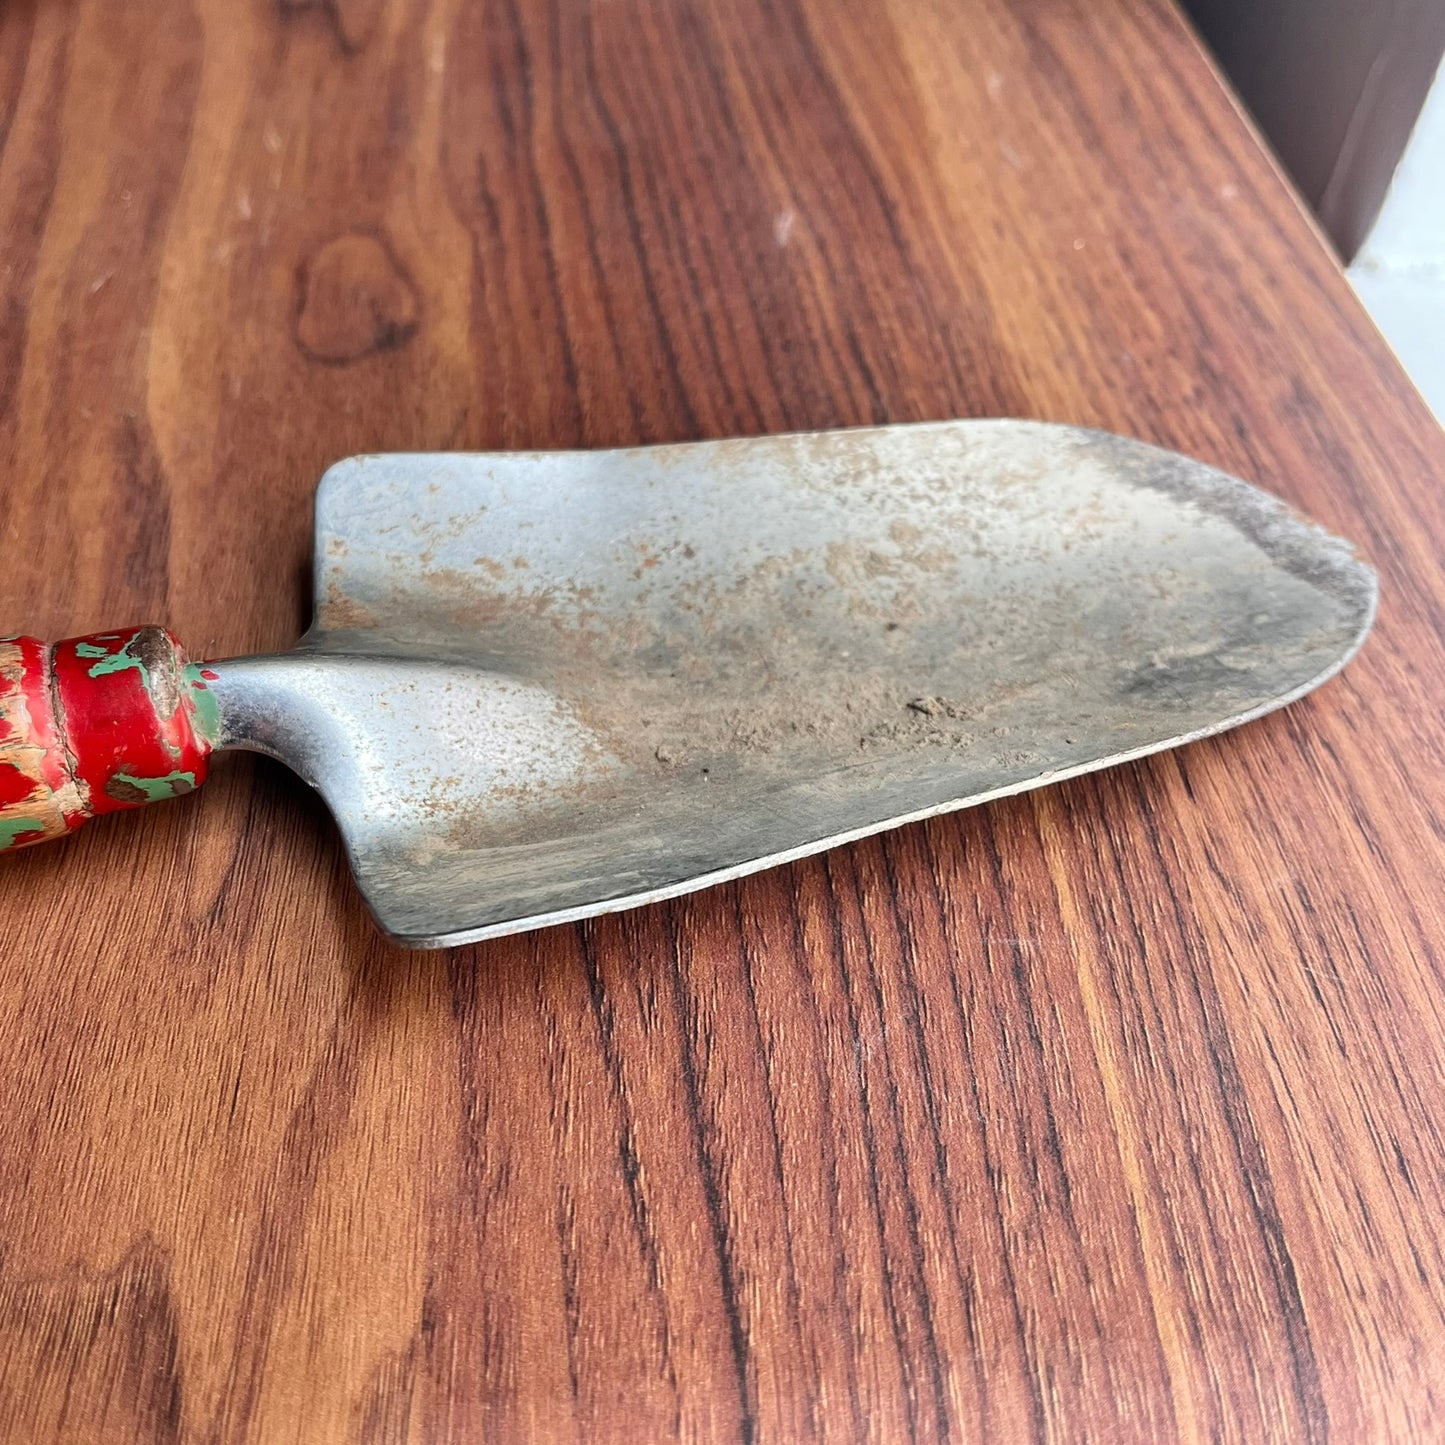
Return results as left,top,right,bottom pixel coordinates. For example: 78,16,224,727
0,421,1375,946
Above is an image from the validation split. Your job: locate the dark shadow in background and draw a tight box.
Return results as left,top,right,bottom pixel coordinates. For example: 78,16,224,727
1184,0,1445,261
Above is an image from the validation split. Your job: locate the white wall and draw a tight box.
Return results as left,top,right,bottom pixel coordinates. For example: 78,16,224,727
1349,60,1445,421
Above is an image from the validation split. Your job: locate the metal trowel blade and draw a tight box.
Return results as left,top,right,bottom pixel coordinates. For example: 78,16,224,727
210,421,1375,947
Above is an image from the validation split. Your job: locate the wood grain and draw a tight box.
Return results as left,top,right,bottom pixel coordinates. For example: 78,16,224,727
2,0,1444,1439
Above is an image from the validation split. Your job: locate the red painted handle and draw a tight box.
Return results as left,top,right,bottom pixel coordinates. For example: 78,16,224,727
0,628,221,852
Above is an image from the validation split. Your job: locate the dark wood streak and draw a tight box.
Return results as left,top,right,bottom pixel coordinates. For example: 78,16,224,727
116,411,174,608
573,920,686,1425
0,1244,186,1445
666,907,757,1445
4,0,1445,1439
728,892,811,1426
276,0,381,59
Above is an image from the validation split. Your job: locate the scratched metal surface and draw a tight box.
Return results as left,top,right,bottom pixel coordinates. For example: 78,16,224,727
208,421,1375,945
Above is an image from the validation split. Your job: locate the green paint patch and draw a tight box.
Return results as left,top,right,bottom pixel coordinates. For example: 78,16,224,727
86,648,150,685
74,642,111,659
109,770,196,803
0,817,46,849
183,665,223,745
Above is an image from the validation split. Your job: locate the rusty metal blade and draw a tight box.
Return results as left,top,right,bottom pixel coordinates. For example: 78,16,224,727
207,421,1376,946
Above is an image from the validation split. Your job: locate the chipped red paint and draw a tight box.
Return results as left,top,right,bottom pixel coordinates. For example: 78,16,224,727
200,668,219,681
9,635,70,803
51,628,212,817
0,761,36,809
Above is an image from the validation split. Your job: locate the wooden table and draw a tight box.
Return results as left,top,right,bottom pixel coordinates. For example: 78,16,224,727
3,0,1443,1439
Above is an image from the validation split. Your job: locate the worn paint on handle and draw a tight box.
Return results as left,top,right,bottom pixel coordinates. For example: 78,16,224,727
0,627,219,851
